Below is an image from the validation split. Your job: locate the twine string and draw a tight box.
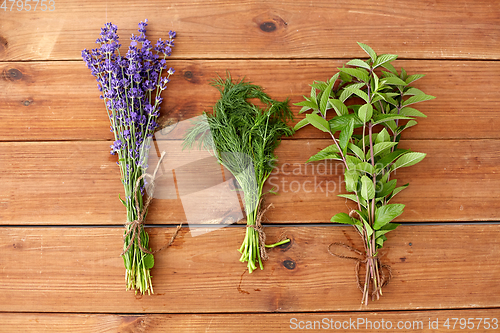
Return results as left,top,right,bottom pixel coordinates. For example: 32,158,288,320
121,151,182,256
327,242,392,294
247,198,281,261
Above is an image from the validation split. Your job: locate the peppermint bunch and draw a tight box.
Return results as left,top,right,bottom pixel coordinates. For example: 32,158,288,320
82,20,176,295
295,43,434,304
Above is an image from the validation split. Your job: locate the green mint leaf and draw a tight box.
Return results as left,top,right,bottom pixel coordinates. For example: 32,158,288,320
358,103,373,123
311,81,327,90
329,99,348,116
375,128,390,143
345,155,363,170
293,117,311,131
338,67,370,83
306,113,331,133
348,142,365,160
372,114,414,126
329,113,363,133
389,184,409,201
403,87,425,96
364,220,374,238
376,236,385,248
339,118,355,151
399,107,427,118
337,193,360,203
360,175,375,200
357,42,377,62
346,59,371,70
319,79,335,116
375,223,400,239
391,152,426,171
329,72,340,85
331,212,361,225
310,85,317,100
339,82,365,102
402,94,436,107
355,162,375,174
377,179,397,198
307,144,341,162
405,74,425,85
298,106,312,114
381,62,398,75
295,99,317,108
343,86,369,103
344,169,359,192
381,93,398,106
373,54,398,69
400,68,408,81
373,203,405,230
382,76,407,86
376,149,409,171
372,72,380,92
372,142,398,158
398,120,418,134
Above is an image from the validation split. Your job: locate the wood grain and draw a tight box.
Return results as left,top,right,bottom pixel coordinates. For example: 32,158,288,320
0,0,499,61
1,139,498,225
2,60,499,141
1,0,498,326
1,225,500,313
2,309,500,332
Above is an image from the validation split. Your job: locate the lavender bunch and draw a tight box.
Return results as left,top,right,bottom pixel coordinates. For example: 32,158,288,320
82,20,176,295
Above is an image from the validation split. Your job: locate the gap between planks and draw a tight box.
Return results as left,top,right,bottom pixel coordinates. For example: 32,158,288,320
2,309,500,333
2,225,500,313
2,221,500,229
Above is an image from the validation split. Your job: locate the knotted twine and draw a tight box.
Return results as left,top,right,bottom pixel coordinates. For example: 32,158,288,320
121,151,182,256
246,200,287,261
327,242,392,296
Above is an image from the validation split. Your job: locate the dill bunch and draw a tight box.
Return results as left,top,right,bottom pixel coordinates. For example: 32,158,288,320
184,74,294,273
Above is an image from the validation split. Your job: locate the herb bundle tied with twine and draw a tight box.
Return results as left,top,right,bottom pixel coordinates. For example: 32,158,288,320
295,43,434,304
183,74,293,273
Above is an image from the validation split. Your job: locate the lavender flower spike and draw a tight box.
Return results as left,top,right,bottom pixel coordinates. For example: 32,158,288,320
82,20,177,295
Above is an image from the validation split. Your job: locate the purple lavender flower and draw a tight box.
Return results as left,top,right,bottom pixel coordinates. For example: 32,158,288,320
123,129,131,140
144,104,154,115
143,80,155,92
138,115,147,126
154,39,166,53
111,139,123,154
82,19,176,172
159,77,170,90
138,19,148,33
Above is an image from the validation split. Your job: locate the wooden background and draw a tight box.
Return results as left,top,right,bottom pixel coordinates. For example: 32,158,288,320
1,0,500,331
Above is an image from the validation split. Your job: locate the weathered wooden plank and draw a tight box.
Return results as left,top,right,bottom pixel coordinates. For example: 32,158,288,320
2,309,500,332
1,60,498,141
0,0,499,61
0,139,498,225
1,225,499,312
